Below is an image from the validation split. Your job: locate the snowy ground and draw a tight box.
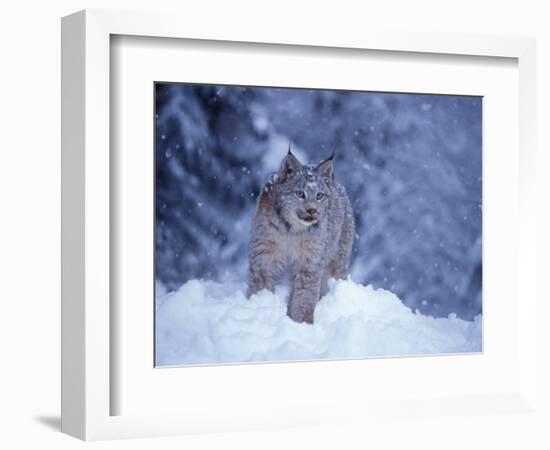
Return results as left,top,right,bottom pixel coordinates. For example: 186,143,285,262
155,278,482,366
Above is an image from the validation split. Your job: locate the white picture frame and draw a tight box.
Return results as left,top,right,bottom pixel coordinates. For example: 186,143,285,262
61,9,538,441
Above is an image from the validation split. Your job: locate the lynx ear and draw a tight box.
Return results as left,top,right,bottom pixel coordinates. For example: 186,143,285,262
278,149,302,181
316,154,334,183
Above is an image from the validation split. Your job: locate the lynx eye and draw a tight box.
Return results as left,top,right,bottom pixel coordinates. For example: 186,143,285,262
295,190,306,199
316,192,325,200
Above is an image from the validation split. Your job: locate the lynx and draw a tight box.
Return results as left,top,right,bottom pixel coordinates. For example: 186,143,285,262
247,148,355,323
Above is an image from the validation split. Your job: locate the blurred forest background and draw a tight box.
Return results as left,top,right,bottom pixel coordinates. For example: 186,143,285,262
155,83,482,320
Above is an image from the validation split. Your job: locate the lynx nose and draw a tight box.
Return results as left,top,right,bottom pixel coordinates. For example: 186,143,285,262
306,208,317,216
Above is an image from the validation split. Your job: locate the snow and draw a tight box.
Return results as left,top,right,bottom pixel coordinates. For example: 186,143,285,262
155,278,482,367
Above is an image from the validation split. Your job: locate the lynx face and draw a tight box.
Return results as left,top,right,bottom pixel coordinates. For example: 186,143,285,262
272,152,334,230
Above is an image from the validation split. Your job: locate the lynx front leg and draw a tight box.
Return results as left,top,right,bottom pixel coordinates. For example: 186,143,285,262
247,263,276,297
247,240,282,297
287,270,323,324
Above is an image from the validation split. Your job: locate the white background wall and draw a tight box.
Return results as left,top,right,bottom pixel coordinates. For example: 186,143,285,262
0,1,548,448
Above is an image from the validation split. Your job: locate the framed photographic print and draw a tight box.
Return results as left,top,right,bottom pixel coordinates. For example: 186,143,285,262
62,9,538,441
153,82,483,367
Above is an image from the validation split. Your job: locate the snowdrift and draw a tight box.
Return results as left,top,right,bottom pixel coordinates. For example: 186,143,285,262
155,278,482,366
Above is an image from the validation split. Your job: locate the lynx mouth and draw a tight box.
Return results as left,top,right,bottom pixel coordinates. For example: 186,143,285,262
297,213,318,225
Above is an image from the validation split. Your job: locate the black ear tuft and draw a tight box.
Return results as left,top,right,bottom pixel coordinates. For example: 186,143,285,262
316,154,334,183
278,148,302,181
